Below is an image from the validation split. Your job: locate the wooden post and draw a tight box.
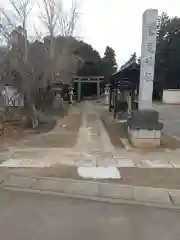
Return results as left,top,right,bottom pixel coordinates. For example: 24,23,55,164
128,91,132,115
112,88,116,108
96,78,100,100
109,85,112,112
78,81,81,101
114,87,118,119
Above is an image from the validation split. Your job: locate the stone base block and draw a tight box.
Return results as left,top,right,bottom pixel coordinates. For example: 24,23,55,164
128,110,163,148
128,129,161,148
104,95,109,105
53,97,63,109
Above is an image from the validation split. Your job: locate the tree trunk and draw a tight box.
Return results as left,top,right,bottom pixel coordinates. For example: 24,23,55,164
23,93,39,128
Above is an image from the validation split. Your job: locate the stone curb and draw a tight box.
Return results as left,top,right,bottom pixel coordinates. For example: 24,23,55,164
120,138,132,150
1,175,180,209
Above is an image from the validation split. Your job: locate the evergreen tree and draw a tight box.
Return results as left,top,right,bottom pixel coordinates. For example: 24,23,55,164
155,13,180,90
102,46,117,83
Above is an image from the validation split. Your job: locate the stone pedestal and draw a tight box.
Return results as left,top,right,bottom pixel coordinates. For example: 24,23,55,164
117,89,121,101
129,130,161,148
128,110,163,148
53,96,62,109
104,94,109,105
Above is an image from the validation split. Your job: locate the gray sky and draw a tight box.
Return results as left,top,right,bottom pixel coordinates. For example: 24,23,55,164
79,0,180,66
2,0,180,67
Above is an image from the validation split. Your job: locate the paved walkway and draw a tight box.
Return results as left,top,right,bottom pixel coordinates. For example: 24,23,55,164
154,104,180,140
1,101,180,168
0,189,180,240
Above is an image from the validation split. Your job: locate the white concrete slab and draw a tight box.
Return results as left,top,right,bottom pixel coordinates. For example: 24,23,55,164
77,167,121,179
116,159,135,167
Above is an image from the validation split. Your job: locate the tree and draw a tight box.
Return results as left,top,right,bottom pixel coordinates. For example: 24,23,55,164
102,46,117,83
157,12,170,42
0,0,31,58
75,41,101,63
55,36,83,84
130,52,137,61
0,0,39,126
75,41,103,76
155,13,180,91
0,0,32,89
0,0,81,127
39,0,79,84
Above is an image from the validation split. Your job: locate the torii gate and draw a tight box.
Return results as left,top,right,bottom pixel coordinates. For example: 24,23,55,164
74,76,104,101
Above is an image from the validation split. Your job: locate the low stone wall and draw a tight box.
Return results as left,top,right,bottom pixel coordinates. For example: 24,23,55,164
163,89,180,104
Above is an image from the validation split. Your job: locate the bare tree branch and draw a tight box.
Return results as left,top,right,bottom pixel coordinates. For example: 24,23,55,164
9,0,32,29
66,0,78,36
33,25,43,42
38,0,80,84
0,8,15,29
9,0,22,19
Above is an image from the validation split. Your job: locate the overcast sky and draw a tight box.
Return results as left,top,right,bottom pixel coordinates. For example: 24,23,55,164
2,0,180,67
78,0,180,66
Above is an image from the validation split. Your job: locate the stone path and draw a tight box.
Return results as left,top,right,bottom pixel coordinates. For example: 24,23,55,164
75,101,114,157
1,101,180,168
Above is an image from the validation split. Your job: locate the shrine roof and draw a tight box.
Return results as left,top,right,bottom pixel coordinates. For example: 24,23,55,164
110,59,140,86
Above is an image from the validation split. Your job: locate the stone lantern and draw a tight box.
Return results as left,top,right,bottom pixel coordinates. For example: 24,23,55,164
68,84,74,104
52,73,64,109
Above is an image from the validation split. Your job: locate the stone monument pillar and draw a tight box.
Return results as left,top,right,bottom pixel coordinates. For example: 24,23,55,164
139,9,157,110
128,9,163,148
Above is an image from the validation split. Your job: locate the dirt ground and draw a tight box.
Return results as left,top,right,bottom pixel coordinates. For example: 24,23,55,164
0,122,26,151
0,104,82,150
1,101,180,190
119,168,180,189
